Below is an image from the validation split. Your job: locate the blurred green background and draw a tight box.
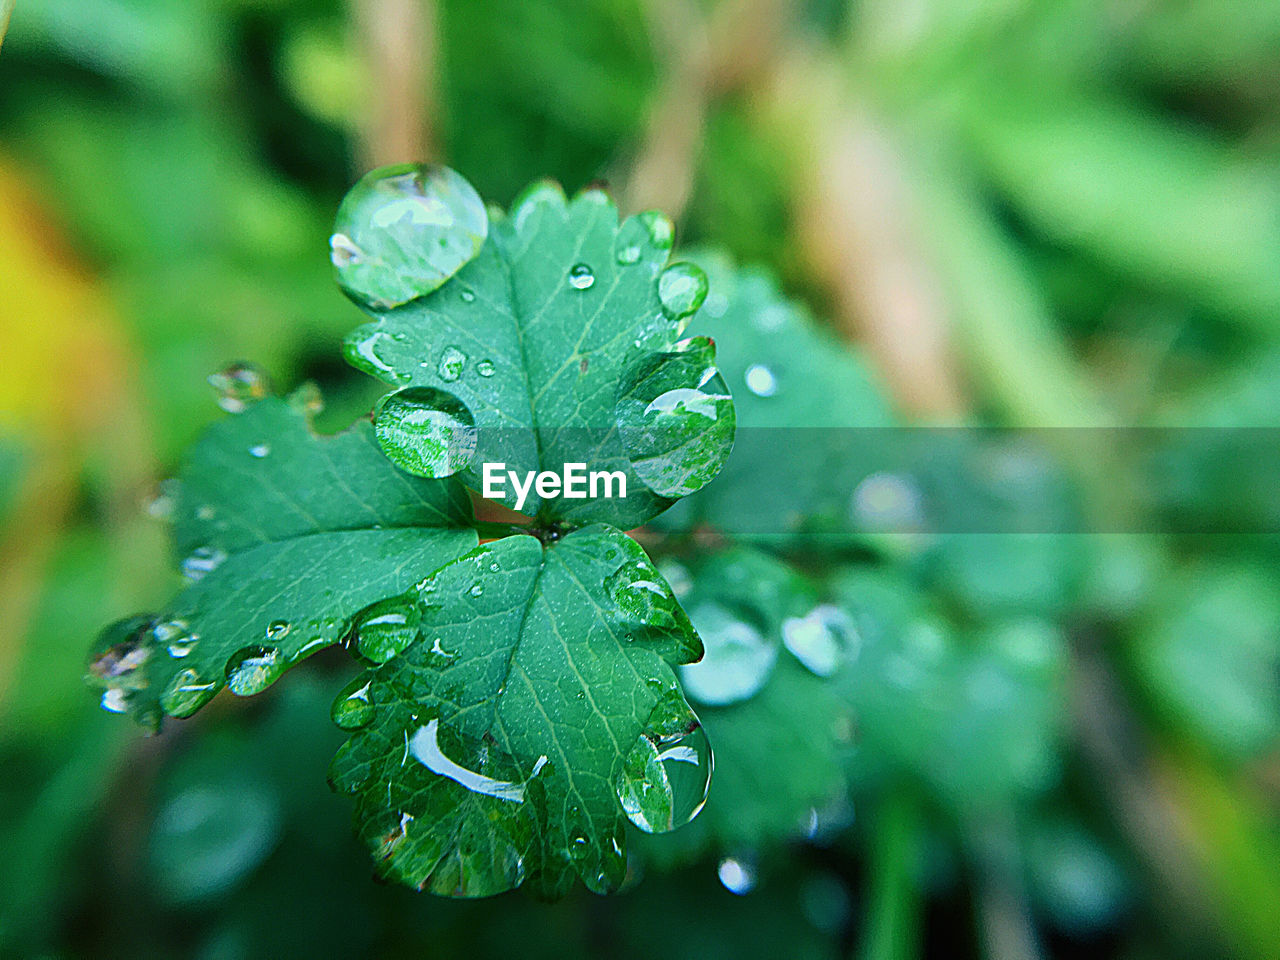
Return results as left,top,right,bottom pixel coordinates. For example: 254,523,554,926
1,0,1279,958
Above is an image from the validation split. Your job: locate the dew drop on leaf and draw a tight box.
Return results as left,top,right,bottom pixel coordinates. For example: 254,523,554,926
354,596,421,663
476,359,496,378
145,479,178,521
617,245,641,265
181,546,227,583
743,363,778,397
248,443,271,458
568,263,596,290
373,387,477,478
160,667,218,717
615,692,712,833
636,210,674,251
468,583,483,597
331,676,375,730
208,362,269,414
606,557,678,623
657,262,709,321
224,645,286,696
680,601,777,705
266,619,291,641
460,287,476,303
331,164,488,310
437,346,467,382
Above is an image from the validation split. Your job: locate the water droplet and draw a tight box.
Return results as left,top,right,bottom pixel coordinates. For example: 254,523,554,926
288,381,325,416
373,387,477,478
331,164,488,310
617,245,641,265
717,856,757,895
636,210,674,250
437,346,467,382
354,596,421,663
744,364,778,397
409,718,527,802
224,645,286,696
161,668,218,717
249,443,271,458
616,693,712,833
101,688,129,713
617,337,735,498
195,505,216,522
851,471,925,532
782,604,858,677
88,616,155,719
680,601,777,705
568,263,596,290
476,359,495,377
182,546,227,583
469,583,484,598
145,479,178,521
208,363,268,413
266,619,291,641
657,262,708,321
488,561,500,573
460,287,476,303
331,675,375,729
344,330,411,384
152,620,194,659
607,557,678,623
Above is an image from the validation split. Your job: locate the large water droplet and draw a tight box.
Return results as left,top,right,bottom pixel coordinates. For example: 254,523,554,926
607,557,678,623
331,675,376,730
208,363,268,414
782,604,859,677
680,601,777,705
743,363,778,398
88,616,155,714
331,164,488,310
437,346,467,382
657,262,708,321
373,387,477,478
224,645,286,696
615,693,712,833
182,546,227,583
409,717,528,803
617,337,735,498
344,330,411,384
354,595,421,663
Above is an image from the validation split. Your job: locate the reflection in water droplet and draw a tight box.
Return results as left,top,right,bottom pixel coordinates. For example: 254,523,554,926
208,363,268,414
657,262,709,321
266,619,291,641
637,211,674,250
410,718,527,802
717,856,756,895
469,583,483,598
354,596,421,663
617,245,641,265
680,601,777,705
782,604,859,677
345,330,410,384
249,443,271,458
224,645,286,696
182,547,227,583
101,688,129,713
606,557,676,623
373,387,477,478
331,164,488,310
161,668,218,717
615,693,712,833
568,263,596,290
331,675,376,729
476,359,496,377
438,346,467,382
744,364,778,397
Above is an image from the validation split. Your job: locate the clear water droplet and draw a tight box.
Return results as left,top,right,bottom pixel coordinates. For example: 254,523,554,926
616,692,712,833
161,668,218,717
344,330,411,384
617,245,641,265
637,211,674,250
657,262,708,321
409,717,528,802
488,561,500,573
331,675,375,730
182,546,227,583
331,164,488,310
782,605,859,677
373,387,477,478
607,557,678,623
224,645,286,696
568,263,596,290
437,346,467,382
718,856,757,895
468,583,484,598
460,287,476,303
208,363,268,414
266,619,291,641
617,337,735,498
680,601,777,705
354,596,421,663
743,363,778,397
249,443,271,458
476,359,495,377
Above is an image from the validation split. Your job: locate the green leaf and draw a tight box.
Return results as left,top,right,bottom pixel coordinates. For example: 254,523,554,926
328,525,709,897
87,389,477,725
340,172,734,528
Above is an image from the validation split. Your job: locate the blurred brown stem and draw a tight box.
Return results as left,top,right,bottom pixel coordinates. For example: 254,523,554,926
353,0,438,168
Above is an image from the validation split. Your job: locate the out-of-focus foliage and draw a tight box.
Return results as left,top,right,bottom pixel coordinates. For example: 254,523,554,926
2,0,1279,957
